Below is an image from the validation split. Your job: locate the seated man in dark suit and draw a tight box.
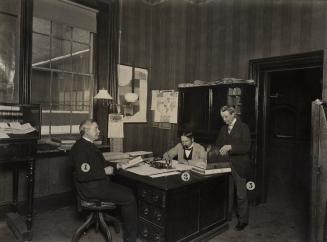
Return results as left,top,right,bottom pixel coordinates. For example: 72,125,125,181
70,119,137,242
208,106,251,231
163,131,207,168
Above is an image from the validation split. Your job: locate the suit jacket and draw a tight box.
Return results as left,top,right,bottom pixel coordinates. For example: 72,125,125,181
69,138,107,198
209,119,251,178
164,142,207,168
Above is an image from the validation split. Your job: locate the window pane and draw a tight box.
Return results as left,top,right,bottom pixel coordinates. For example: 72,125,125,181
72,75,91,111
52,22,71,40
0,13,18,103
32,33,50,68
33,17,50,35
51,38,71,71
51,72,72,111
73,28,89,44
72,42,90,74
31,69,51,110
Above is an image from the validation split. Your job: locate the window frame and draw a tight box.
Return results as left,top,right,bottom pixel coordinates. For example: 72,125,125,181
31,17,95,137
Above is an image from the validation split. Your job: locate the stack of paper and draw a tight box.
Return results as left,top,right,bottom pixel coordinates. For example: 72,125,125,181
0,122,36,134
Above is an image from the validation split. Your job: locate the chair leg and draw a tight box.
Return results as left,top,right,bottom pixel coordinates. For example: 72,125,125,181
72,212,95,242
104,214,121,234
95,213,99,233
98,212,112,242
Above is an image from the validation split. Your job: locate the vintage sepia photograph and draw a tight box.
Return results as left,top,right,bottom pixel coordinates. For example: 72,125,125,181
0,0,326,242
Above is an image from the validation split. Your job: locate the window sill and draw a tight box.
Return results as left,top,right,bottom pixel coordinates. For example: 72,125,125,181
36,143,110,158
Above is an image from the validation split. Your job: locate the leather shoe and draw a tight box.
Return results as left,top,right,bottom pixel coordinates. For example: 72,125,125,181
235,222,248,231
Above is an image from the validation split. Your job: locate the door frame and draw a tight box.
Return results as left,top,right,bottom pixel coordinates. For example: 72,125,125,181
249,50,324,201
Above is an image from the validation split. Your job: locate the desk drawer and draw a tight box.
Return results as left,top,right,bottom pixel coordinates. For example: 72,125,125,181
138,185,166,208
138,218,165,242
139,201,165,227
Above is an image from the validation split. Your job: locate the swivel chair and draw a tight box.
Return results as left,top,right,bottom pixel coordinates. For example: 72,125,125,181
72,174,120,242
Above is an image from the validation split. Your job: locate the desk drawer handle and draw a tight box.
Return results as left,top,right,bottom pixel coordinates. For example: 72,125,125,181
141,190,147,198
154,234,161,242
143,208,149,215
142,228,149,237
156,213,162,221
153,194,159,202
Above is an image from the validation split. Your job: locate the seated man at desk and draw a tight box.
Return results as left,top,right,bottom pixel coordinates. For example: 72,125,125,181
70,119,137,242
163,131,207,168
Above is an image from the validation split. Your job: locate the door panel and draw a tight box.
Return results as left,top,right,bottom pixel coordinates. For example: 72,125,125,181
310,102,327,242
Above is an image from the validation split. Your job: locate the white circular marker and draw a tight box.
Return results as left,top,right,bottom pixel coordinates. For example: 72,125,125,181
181,172,190,181
246,181,255,191
81,163,91,172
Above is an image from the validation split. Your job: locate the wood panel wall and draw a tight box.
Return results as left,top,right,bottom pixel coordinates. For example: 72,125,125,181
1,0,327,207
121,0,327,156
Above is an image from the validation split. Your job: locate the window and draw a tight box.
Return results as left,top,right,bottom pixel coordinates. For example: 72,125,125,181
31,17,94,136
0,10,19,103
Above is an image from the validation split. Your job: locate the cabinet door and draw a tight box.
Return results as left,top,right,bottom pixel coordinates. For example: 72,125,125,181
179,87,210,141
211,86,228,137
211,85,255,133
239,85,255,132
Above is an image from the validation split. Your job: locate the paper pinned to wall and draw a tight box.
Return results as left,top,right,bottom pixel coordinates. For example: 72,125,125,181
151,90,179,124
108,114,124,138
151,90,159,110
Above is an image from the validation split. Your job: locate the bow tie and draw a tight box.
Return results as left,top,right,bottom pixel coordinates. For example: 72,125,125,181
184,147,193,151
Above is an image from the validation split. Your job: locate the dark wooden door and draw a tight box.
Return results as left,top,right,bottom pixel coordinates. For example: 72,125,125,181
310,102,327,242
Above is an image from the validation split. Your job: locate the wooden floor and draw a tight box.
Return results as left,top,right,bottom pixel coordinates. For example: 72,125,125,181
0,180,306,242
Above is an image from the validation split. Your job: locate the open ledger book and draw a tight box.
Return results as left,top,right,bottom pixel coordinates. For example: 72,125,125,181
120,156,144,170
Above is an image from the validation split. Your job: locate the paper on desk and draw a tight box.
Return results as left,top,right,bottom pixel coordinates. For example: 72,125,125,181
6,122,36,134
126,164,177,176
0,133,9,138
150,171,180,178
0,122,10,128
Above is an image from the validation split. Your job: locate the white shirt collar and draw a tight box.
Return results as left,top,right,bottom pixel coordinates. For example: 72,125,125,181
188,143,194,149
229,118,237,128
82,136,93,143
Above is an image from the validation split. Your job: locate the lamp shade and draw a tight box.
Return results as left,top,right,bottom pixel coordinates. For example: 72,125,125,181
124,93,138,103
94,89,113,100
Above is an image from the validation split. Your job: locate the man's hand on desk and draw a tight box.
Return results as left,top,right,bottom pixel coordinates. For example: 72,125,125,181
163,153,171,162
219,145,232,156
104,166,114,175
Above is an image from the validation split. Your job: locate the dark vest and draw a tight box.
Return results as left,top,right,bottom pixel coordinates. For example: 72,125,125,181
183,148,193,160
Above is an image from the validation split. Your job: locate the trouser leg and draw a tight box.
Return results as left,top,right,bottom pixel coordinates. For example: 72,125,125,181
232,170,249,224
99,181,137,242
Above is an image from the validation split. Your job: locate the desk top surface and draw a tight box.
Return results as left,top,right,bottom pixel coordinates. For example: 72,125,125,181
117,169,228,191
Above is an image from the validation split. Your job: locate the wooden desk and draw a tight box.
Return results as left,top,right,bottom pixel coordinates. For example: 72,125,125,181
115,170,233,242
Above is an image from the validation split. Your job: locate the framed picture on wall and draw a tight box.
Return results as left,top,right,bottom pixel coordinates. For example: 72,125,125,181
118,64,148,123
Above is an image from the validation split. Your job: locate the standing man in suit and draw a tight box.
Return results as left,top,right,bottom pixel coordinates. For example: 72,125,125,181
208,106,251,231
163,131,207,168
70,119,137,242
